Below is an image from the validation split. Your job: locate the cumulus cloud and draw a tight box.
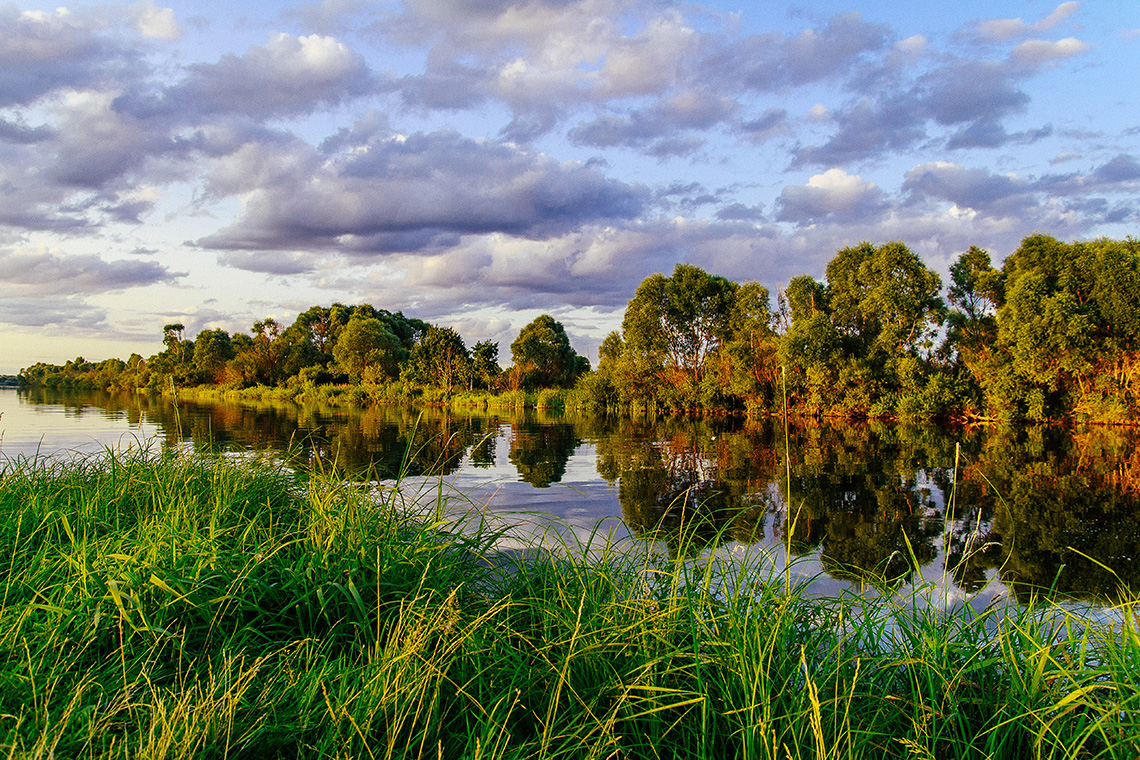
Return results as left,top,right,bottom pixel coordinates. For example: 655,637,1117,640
1010,37,1090,65
791,95,926,167
0,245,179,296
903,161,1033,217
568,91,735,155
129,1,181,40
776,169,888,225
0,296,108,329
975,2,1081,42
199,129,648,253
1092,154,1140,184
0,6,130,108
141,33,377,119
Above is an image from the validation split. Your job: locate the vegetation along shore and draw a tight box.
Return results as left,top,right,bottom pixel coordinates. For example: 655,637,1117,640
0,449,1137,758
19,234,1140,422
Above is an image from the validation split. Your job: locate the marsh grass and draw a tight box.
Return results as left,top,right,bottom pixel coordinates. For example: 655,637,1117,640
0,448,1137,759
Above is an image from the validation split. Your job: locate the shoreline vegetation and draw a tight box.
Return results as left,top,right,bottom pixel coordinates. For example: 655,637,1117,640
1,449,1137,758
18,234,1140,423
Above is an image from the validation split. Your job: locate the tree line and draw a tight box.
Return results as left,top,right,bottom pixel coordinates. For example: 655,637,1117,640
19,234,1140,422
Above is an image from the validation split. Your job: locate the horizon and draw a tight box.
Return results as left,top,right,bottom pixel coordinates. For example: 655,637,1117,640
1,0,1138,374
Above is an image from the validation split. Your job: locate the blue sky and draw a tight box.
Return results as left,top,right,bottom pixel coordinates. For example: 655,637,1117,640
1,0,1137,373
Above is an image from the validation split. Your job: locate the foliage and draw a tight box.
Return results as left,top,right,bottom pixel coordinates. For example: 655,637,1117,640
18,235,1140,421
0,450,1136,758
509,314,583,389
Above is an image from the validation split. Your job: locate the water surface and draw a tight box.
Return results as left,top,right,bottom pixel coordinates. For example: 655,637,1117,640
3,387,1137,607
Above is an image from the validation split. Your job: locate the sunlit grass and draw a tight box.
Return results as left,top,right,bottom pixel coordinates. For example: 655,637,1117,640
0,448,1136,758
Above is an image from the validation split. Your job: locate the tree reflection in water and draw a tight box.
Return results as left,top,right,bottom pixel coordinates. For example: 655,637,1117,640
13,388,1140,602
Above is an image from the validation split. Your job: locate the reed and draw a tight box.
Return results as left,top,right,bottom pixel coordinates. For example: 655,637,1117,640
0,448,1136,758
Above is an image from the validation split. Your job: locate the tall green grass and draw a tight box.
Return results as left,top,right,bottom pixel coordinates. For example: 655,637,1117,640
0,448,1136,758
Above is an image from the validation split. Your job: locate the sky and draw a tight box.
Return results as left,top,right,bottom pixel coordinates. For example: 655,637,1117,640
1,0,1138,373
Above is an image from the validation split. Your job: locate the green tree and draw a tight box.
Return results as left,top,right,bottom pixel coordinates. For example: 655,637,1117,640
192,329,235,383
333,315,406,381
470,340,501,390
622,264,739,385
825,241,944,358
407,325,471,392
982,235,1140,420
510,315,581,388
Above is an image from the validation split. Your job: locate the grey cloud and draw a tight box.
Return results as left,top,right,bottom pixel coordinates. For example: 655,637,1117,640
715,203,764,221
647,136,704,159
1093,154,1140,184
775,169,889,225
0,118,54,144
709,12,891,92
737,108,789,143
904,156,1140,221
568,92,736,154
218,251,318,275
946,121,1052,150
126,33,379,120
0,247,179,296
923,60,1029,126
199,129,648,252
791,94,926,168
0,6,134,107
903,162,1033,216
0,296,107,328
792,57,1040,166
399,61,492,111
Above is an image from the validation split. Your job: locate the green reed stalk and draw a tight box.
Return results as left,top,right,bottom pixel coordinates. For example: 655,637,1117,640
0,448,1137,759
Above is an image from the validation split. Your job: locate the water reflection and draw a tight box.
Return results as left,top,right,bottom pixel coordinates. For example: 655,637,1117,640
5,387,1139,603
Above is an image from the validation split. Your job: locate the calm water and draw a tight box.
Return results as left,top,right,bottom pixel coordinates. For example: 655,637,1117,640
3,387,1138,606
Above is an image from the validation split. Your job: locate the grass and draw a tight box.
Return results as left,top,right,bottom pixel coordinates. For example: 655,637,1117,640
0,448,1137,759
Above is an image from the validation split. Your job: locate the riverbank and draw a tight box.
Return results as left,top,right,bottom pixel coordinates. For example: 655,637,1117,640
1,450,1136,758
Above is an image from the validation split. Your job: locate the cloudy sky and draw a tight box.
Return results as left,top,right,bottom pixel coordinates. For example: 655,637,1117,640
1,0,1137,373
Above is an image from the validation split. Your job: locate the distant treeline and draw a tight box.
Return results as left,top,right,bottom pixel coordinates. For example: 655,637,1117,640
0,376,18,388
19,234,1140,422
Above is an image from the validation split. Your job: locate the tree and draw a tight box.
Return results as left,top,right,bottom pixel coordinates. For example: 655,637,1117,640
825,241,944,358
407,325,471,392
622,264,739,385
619,263,772,408
333,315,406,380
192,329,235,382
471,340,501,390
510,315,581,388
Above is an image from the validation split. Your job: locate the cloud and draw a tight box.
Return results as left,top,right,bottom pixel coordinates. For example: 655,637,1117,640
0,245,179,297
737,108,789,143
975,2,1081,42
0,6,131,108
129,1,181,40
199,129,648,252
1010,37,1090,65
775,169,888,225
0,296,108,329
142,33,377,120
568,91,735,155
792,56,1046,166
903,161,1033,217
790,95,926,167
1092,154,1140,184
708,12,891,92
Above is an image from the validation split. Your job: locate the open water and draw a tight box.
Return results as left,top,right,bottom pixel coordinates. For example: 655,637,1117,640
3,386,1138,609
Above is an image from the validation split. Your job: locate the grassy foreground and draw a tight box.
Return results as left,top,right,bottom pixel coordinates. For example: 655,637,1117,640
0,451,1137,759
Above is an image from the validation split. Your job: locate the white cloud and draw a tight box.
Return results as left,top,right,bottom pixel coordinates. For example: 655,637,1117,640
976,1,1081,41
1010,37,1090,65
129,1,181,40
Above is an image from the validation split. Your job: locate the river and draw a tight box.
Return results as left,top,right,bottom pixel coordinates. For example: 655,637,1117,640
3,386,1138,607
